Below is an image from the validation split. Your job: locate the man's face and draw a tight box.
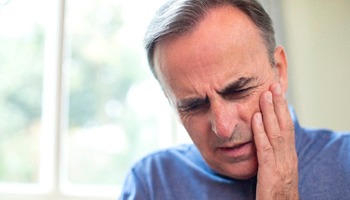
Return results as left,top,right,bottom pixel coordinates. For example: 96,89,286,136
153,6,285,179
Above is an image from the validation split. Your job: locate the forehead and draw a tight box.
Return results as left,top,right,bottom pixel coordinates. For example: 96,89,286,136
153,5,269,97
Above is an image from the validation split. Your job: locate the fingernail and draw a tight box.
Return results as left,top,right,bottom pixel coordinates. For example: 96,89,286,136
266,91,272,103
275,84,281,94
255,113,262,124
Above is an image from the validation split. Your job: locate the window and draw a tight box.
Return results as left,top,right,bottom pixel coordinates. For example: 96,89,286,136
0,0,281,199
0,0,189,199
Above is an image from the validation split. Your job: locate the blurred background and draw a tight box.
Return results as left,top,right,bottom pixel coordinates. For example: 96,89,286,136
0,0,349,199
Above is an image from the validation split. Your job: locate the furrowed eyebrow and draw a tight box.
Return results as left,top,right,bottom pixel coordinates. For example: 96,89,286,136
176,77,256,110
177,96,208,110
217,77,256,95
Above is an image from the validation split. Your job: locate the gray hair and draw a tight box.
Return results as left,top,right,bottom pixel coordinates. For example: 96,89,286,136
144,0,276,79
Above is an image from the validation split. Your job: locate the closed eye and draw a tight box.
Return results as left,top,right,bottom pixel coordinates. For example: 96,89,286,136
221,87,254,100
217,77,257,100
177,98,209,114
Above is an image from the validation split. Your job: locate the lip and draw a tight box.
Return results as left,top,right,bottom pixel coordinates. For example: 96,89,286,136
216,141,254,159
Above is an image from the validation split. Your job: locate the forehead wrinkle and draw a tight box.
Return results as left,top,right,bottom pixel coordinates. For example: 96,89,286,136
173,66,253,105
154,5,272,108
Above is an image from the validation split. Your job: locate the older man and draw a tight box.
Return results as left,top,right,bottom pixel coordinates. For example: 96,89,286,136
120,0,350,199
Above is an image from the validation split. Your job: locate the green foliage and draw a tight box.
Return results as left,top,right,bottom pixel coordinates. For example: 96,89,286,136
0,0,161,186
65,0,158,185
0,25,44,182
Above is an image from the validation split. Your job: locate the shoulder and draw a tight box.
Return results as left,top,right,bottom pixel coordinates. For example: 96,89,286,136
296,128,350,198
297,127,350,167
119,144,210,199
125,143,206,184
133,143,199,169
297,127,350,161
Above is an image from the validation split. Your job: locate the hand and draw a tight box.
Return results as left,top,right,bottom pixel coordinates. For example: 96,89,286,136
252,83,299,200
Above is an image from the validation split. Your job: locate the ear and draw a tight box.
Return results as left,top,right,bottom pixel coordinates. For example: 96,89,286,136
274,46,288,93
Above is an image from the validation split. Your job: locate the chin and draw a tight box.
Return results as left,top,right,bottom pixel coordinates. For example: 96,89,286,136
209,157,258,180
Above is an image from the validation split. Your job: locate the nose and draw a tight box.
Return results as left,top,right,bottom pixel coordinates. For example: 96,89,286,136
209,101,238,140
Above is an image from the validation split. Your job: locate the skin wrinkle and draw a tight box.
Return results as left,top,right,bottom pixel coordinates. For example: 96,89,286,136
178,77,258,113
211,76,266,145
156,5,269,96
154,5,288,180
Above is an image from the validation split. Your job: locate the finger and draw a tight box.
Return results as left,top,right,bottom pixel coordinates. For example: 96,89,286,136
270,83,295,145
252,112,274,166
259,90,284,150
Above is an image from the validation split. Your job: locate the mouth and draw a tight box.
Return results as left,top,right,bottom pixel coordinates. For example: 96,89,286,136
216,141,254,159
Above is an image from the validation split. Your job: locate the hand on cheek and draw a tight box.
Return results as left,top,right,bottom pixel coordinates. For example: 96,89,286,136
252,83,299,200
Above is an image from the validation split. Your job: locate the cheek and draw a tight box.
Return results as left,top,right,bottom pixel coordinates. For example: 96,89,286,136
180,115,211,144
237,92,262,123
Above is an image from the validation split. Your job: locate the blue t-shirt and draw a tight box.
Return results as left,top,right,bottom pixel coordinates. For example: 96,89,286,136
120,113,350,200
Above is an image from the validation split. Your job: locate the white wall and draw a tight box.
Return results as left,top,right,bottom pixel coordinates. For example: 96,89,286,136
281,0,350,131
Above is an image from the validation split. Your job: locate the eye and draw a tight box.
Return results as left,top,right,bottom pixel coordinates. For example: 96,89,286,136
178,98,209,114
222,87,253,100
